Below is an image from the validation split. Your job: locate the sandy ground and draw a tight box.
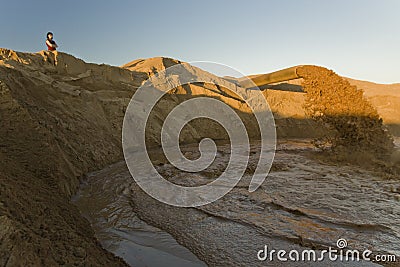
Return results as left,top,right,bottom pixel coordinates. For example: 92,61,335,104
0,49,399,266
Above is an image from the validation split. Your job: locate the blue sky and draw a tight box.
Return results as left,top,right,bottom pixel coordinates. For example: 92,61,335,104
1,0,399,83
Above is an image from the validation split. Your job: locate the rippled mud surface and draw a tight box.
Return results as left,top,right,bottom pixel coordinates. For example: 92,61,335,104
74,139,400,266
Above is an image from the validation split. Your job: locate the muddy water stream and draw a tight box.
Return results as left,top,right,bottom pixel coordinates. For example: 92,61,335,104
73,139,399,266
72,165,206,267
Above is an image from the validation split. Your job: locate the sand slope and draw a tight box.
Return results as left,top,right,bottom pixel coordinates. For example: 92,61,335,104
0,49,140,266
347,78,400,136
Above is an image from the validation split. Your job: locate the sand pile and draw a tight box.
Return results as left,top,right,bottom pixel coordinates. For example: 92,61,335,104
349,78,400,137
297,65,394,156
0,49,140,266
122,57,182,75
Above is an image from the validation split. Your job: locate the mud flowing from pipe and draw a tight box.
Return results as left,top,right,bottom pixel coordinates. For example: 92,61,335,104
297,65,394,156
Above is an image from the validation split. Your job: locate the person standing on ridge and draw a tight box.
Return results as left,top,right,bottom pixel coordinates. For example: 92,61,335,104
46,32,58,51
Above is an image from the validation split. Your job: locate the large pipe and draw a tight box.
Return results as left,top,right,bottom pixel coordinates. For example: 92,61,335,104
238,65,303,88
